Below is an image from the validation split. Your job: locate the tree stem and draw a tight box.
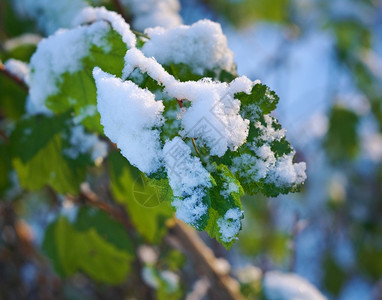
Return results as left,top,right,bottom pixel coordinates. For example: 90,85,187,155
111,0,131,24
0,62,28,92
176,99,202,159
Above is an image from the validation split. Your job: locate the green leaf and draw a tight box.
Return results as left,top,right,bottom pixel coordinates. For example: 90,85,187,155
74,207,134,253
12,133,86,195
205,164,244,249
108,151,174,243
322,254,347,296
0,74,27,121
325,105,359,162
45,26,128,133
238,196,290,263
10,114,68,163
223,114,301,197
165,62,237,83
1,0,37,37
235,83,279,117
206,0,290,27
43,215,133,284
1,44,37,63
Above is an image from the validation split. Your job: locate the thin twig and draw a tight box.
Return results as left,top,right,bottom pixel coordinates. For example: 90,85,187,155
176,99,202,159
0,62,28,92
0,129,9,143
76,184,155,299
132,29,150,40
77,184,243,299
78,183,135,231
191,137,201,158
111,0,131,24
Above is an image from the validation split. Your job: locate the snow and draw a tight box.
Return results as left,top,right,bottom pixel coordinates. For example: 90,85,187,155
93,67,164,174
28,21,113,115
236,265,262,284
4,59,29,83
217,208,243,243
263,271,327,300
185,278,210,300
142,266,159,288
268,155,307,187
160,270,180,292
4,34,41,51
121,0,182,31
123,48,252,156
142,20,235,75
214,258,231,275
72,6,136,49
137,245,158,265
141,267,179,292
232,115,306,188
12,0,88,35
63,125,108,164
163,137,211,228
362,133,382,162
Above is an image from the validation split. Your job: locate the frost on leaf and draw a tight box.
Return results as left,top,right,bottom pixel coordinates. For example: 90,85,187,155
217,208,243,243
63,125,107,164
163,137,212,230
72,6,136,49
205,164,244,248
123,48,251,157
89,20,306,247
229,83,307,197
93,67,164,175
27,10,133,132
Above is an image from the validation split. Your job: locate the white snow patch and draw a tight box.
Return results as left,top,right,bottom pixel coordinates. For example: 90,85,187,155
72,6,136,49
123,48,252,156
121,0,182,31
4,34,41,51
163,137,211,227
4,59,29,83
138,245,158,265
217,208,243,243
63,125,108,163
93,67,164,174
232,115,306,188
28,21,112,115
263,271,327,300
142,20,235,75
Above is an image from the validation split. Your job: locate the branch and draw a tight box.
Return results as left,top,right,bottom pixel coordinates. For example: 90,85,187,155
78,183,135,231
75,184,155,300
78,183,243,299
0,61,28,92
111,0,131,24
167,220,244,300
0,129,9,143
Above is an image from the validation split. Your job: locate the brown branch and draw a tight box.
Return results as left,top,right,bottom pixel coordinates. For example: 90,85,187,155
167,220,244,300
78,183,135,231
77,183,243,299
75,184,155,300
111,0,131,24
0,129,9,143
0,62,28,92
